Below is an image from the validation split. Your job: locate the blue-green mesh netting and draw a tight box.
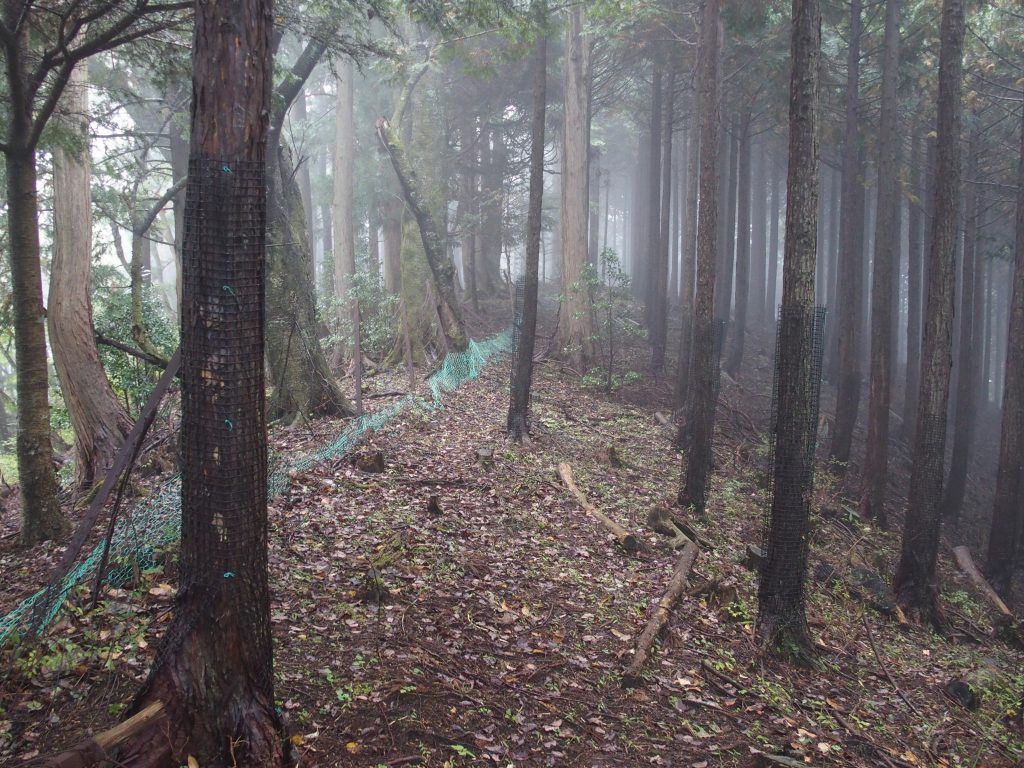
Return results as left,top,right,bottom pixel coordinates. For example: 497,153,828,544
0,331,510,645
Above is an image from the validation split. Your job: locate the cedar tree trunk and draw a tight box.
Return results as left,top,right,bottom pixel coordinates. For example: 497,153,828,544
49,62,132,490
121,0,287,762
892,0,965,627
677,0,720,515
756,0,822,661
508,24,547,440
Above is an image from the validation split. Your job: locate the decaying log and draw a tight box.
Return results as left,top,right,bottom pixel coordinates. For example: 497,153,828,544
36,701,165,767
952,545,1012,617
557,463,638,553
621,540,699,686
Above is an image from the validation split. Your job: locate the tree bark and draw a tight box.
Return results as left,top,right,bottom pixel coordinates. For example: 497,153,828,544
333,55,356,346
508,24,546,440
555,3,595,370
479,125,504,294
48,61,132,491
644,63,663,333
382,196,404,295
674,101,701,410
940,131,980,524
715,113,739,325
652,56,676,372
726,109,751,377
750,135,767,326
4,7,66,543
677,0,720,516
903,125,924,443
892,0,965,627
984,84,1024,598
122,0,286,761
859,0,902,529
332,54,362,412
768,155,782,314
756,0,822,661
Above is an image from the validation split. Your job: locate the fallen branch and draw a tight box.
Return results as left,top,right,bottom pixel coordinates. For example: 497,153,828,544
95,331,171,370
621,540,699,687
862,613,923,717
34,701,165,767
952,545,1012,617
557,463,638,553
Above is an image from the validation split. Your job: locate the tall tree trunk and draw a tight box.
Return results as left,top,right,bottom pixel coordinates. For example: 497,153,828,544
750,135,767,327
508,24,546,440
906,136,936,443
669,132,683,304
555,3,595,370
985,90,1024,597
367,206,380,277
823,160,841,379
940,131,979,523
644,64,663,330
892,0,965,627
677,0,720,516
726,109,751,377
382,197,403,295
48,61,132,490
829,0,864,468
652,57,676,372
480,126,504,294
904,124,924,442
859,0,902,529
460,122,480,312
675,106,701,409
589,147,601,267
716,113,739,324
264,41,355,422
123,0,286,761
768,155,781,315
333,55,361,410
757,0,822,661
3,10,66,544
630,129,649,295
294,87,315,287
268,141,355,422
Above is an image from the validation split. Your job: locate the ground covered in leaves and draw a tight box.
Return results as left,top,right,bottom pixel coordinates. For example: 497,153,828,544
2,311,1023,767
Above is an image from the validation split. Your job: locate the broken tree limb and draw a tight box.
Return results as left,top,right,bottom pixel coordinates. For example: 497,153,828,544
36,701,165,768
557,463,638,553
622,540,699,686
952,545,1013,617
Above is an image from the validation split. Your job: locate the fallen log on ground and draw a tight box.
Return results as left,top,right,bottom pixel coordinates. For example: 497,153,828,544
35,701,165,767
622,540,699,687
557,463,638,553
952,545,1012,617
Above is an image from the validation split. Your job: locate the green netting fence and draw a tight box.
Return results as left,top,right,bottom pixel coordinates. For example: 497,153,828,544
0,331,510,645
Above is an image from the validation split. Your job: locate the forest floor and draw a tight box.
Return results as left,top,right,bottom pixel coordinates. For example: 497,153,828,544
2,303,1024,768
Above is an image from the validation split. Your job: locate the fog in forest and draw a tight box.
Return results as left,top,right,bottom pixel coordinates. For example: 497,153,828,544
1,0,1023,765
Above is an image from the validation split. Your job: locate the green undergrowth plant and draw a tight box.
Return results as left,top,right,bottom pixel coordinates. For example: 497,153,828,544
579,248,645,393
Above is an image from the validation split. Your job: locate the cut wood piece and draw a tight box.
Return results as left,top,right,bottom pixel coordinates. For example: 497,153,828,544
654,411,671,427
621,540,699,686
37,701,165,767
952,545,1013,617
557,463,638,553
